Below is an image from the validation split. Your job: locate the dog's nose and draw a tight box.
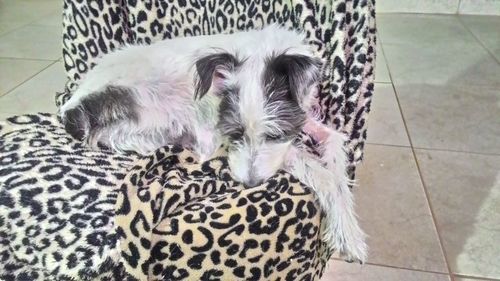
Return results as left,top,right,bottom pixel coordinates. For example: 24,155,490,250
245,178,263,187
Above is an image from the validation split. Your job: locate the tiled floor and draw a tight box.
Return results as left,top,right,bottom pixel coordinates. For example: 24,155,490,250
0,1,499,280
323,14,500,281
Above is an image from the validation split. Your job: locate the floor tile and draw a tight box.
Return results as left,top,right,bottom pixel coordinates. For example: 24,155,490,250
0,25,61,60
0,58,52,96
378,14,500,88
376,0,459,14
383,43,499,88
0,111,17,120
322,261,451,281
459,0,500,16
454,278,488,281
0,0,59,36
33,11,62,27
352,145,447,272
415,150,500,279
460,15,500,62
0,21,25,36
375,45,391,83
396,84,500,154
0,62,66,117
366,84,409,146
378,14,471,46
0,0,59,24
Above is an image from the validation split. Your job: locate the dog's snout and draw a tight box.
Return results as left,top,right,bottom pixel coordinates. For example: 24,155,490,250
245,178,263,187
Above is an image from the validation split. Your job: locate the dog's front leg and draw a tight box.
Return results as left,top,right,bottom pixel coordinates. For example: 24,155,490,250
192,126,219,162
284,144,367,264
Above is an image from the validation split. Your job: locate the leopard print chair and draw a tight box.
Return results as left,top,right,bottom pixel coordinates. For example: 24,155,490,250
0,1,376,280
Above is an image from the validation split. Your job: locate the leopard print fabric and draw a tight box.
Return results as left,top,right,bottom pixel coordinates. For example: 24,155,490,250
0,115,328,280
0,114,136,280
59,0,376,173
115,145,329,281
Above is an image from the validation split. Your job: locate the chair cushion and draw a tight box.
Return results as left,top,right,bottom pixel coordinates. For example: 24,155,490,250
0,114,330,280
0,114,133,280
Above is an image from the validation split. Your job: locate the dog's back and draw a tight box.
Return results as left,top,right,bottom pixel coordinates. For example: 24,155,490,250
59,24,314,155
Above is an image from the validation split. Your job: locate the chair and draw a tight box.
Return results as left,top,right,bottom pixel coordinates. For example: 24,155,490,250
0,1,376,280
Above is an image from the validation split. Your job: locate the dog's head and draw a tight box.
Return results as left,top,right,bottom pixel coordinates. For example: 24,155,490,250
194,49,321,186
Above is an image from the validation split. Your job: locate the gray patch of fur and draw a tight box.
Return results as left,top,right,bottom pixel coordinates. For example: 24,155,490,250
63,85,138,140
194,52,241,100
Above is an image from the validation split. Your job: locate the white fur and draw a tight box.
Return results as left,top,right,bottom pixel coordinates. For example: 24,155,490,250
290,117,367,263
59,24,367,263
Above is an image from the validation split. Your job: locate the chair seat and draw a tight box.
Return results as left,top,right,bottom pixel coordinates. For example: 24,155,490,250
0,113,330,280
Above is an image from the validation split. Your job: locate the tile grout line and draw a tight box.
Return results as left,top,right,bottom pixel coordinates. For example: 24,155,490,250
413,146,500,156
378,42,456,280
0,8,60,39
0,61,58,99
454,274,500,281
456,15,500,64
331,257,450,276
365,142,500,157
0,56,57,62
456,0,462,14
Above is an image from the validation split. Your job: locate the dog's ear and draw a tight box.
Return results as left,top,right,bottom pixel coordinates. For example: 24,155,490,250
194,52,239,100
267,53,322,105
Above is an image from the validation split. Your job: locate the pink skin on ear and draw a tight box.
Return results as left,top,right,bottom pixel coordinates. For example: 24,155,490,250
303,117,331,144
211,68,229,93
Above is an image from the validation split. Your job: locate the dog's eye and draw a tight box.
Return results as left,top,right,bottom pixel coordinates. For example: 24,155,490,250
265,134,285,141
229,129,244,141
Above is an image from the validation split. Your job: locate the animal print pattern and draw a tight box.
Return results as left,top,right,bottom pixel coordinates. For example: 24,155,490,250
0,114,136,280
115,145,330,280
0,0,376,279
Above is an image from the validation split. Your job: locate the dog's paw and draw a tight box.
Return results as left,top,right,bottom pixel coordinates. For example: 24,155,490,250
59,85,138,142
323,214,367,264
336,231,367,264
60,106,88,141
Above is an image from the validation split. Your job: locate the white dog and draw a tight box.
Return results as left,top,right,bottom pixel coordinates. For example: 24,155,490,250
59,24,367,263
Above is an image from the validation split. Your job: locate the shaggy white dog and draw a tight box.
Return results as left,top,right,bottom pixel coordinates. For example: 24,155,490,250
59,24,367,263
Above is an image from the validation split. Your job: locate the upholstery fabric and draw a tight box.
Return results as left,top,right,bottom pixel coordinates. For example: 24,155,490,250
0,0,375,280
115,145,328,280
0,115,327,280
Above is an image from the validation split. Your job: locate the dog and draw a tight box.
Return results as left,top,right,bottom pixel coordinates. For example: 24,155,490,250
59,24,367,263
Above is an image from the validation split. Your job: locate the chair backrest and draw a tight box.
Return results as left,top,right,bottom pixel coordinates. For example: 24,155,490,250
59,0,376,176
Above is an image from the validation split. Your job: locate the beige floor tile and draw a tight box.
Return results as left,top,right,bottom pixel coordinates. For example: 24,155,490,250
375,46,391,83
0,0,59,37
0,21,25,36
383,42,500,88
415,150,500,279
376,0,459,14
352,145,448,272
0,58,52,96
396,84,500,154
460,15,500,62
0,25,61,60
0,62,66,116
378,14,500,87
0,0,59,24
0,111,18,120
459,0,500,16
33,11,63,27
366,84,409,146
322,261,451,281
454,278,488,281
378,14,469,46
